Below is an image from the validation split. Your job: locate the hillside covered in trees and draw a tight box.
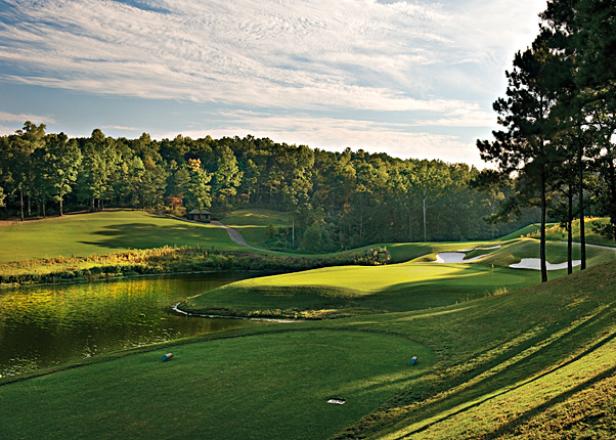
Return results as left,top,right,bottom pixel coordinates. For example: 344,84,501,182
0,127,539,251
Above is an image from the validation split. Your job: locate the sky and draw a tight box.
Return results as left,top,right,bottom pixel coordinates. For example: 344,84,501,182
0,0,546,166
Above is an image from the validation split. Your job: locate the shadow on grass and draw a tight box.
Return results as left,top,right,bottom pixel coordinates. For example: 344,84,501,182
485,364,616,439
384,306,616,439
79,222,230,250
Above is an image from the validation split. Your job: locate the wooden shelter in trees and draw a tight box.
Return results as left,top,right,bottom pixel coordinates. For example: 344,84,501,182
187,209,211,223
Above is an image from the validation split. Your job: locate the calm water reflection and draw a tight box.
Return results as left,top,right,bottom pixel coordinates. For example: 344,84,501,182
0,273,256,377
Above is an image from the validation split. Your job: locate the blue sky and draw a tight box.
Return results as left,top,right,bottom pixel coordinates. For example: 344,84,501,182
0,0,545,165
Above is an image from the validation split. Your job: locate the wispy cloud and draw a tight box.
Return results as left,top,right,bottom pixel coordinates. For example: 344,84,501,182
0,111,55,124
0,0,543,112
0,0,545,164
100,124,140,132
156,111,484,166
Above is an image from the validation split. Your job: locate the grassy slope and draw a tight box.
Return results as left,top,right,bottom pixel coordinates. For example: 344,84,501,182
0,210,242,263
1,259,614,439
373,262,616,439
185,239,616,318
2,209,614,438
482,238,615,267
503,218,616,248
185,263,538,318
0,330,432,440
545,217,616,248
221,208,291,247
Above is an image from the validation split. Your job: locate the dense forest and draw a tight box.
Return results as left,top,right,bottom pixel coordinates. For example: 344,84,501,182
0,126,539,251
477,0,616,281
0,0,613,259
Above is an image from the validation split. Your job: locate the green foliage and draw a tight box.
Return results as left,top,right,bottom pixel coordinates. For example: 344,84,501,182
0,129,540,250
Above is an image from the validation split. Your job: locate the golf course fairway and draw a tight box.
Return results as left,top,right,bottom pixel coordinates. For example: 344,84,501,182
1,212,615,439
1,257,615,439
0,330,431,440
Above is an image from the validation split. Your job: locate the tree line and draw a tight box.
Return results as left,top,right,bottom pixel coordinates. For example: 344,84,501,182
477,0,616,281
0,124,541,251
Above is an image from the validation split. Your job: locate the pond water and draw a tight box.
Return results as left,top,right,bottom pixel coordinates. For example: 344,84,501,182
0,273,257,378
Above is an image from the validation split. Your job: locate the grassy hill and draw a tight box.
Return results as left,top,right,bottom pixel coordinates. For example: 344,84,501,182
184,238,616,319
1,257,614,439
184,261,538,318
502,218,616,248
0,210,241,263
220,208,291,248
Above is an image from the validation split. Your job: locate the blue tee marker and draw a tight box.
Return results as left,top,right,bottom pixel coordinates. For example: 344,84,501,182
409,355,418,366
161,352,174,362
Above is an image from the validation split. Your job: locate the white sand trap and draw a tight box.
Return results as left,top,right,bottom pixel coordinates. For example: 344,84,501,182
509,258,581,271
435,252,483,263
476,245,501,250
327,398,346,405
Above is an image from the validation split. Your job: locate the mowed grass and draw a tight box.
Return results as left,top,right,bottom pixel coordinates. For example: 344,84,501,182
1,257,615,439
482,237,616,267
503,218,616,248
0,330,431,440
186,238,616,318
370,262,616,439
2,209,615,438
0,210,241,263
221,208,290,247
186,262,538,317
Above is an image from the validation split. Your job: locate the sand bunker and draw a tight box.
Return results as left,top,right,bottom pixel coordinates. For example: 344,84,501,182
327,398,346,405
509,258,581,271
435,252,483,263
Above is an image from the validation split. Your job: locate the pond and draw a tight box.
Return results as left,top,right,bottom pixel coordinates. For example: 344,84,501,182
0,273,258,378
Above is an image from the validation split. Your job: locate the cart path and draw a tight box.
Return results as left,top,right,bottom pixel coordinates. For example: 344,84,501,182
211,221,252,248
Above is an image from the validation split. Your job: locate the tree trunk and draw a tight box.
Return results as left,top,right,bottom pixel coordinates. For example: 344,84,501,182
90,197,95,212
27,194,31,217
422,195,427,242
567,183,573,275
42,197,46,218
577,138,586,270
408,209,412,241
607,153,616,242
540,168,548,283
291,216,295,248
19,188,24,221
359,210,364,242
59,197,64,216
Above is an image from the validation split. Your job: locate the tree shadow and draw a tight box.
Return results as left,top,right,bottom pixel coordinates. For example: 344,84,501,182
384,307,616,439
80,222,229,250
485,364,616,438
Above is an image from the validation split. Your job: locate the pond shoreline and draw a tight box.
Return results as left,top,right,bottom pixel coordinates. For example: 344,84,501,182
170,302,304,323
0,245,388,290
0,272,260,379
0,268,269,292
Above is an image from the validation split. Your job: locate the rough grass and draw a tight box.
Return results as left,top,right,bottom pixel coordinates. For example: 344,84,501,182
545,218,616,248
503,218,616,248
482,238,616,267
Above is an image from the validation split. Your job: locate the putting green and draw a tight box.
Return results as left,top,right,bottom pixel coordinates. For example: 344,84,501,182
186,262,539,318
0,329,431,440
